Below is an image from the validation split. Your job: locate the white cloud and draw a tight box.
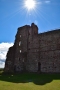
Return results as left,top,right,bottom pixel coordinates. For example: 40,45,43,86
0,42,13,68
0,42,13,60
45,0,50,4
0,61,5,68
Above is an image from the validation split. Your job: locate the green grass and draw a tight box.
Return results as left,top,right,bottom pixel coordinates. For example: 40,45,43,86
0,71,60,90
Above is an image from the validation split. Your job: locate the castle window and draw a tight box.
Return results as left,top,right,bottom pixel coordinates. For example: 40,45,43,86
29,32,30,35
19,58,20,61
28,48,30,50
19,41,21,46
20,35,21,37
23,58,24,62
20,50,21,53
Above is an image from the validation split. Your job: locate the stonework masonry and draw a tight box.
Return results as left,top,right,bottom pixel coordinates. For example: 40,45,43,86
4,23,60,73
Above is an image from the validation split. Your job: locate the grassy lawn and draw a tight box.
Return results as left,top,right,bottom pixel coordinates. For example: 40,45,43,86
0,71,60,90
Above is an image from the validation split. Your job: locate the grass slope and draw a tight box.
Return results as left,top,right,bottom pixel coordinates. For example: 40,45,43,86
0,71,60,90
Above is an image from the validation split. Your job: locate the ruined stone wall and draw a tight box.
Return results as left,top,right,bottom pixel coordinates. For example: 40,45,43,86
38,30,60,73
4,45,15,72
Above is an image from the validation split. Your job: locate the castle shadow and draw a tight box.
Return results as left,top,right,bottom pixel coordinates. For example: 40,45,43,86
0,72,60,85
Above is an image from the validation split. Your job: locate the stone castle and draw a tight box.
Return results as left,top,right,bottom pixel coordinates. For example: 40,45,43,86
4,23,60,73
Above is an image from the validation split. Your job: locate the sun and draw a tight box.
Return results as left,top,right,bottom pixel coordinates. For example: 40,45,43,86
24,0,36,11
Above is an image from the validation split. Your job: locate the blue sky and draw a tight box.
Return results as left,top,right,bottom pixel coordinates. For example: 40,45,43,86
0,0,60,68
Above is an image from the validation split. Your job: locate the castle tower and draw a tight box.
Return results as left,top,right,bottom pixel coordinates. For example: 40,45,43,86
14,25,30,72
14,23,38,72
4,23,39,72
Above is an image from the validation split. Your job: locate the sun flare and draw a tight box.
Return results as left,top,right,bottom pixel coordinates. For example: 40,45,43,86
24,0,36,11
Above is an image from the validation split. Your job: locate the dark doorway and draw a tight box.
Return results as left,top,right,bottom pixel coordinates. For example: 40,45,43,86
22,52,27,72
38,62,41,72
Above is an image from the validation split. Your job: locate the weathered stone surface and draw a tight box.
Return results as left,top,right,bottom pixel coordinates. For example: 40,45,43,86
4,23,60,73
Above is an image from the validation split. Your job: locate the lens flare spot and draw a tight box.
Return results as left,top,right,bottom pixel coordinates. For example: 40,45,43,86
25,0,36,10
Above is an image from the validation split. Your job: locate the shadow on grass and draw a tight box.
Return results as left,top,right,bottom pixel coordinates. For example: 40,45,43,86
0,72,60,85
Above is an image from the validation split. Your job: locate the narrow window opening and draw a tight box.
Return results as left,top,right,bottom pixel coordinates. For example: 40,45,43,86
38,62,41,72
20,50,21,53
29,32,30,35
20,35,21,37
28,48,30,50
23,58,24,62
19,41,21,46
19,58,20,61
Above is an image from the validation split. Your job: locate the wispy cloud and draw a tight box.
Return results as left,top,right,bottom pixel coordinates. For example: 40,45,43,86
0,42,13,68
45,0,50,4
